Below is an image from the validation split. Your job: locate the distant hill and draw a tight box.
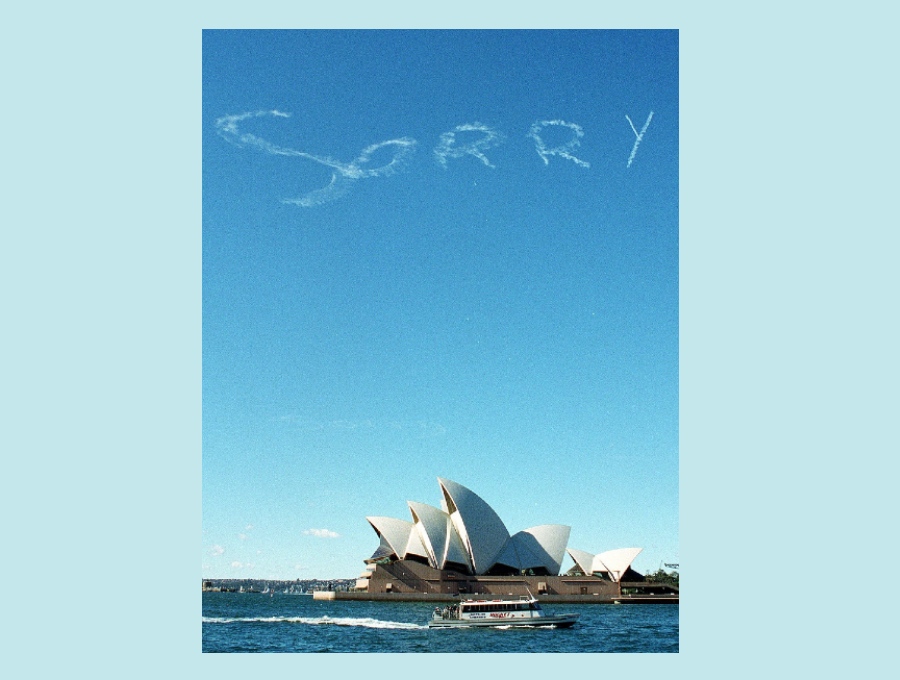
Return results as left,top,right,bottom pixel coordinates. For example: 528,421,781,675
202,577,355,593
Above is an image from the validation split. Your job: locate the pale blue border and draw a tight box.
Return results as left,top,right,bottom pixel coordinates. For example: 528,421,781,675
6,0,891,674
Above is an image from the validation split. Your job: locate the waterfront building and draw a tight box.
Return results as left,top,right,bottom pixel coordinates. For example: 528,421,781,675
352,478,677,602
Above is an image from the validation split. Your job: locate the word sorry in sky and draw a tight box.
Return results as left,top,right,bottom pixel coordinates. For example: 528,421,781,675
215,110,654,207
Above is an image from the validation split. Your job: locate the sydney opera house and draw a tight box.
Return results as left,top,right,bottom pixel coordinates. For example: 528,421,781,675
349,478,678,603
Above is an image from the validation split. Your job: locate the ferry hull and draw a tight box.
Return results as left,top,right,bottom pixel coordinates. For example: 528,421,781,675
428,614,579,629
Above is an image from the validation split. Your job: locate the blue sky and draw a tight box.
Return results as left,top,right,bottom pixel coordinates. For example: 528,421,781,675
202,29,678,580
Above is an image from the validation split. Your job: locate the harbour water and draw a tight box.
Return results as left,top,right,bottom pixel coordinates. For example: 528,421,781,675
202,592,678,653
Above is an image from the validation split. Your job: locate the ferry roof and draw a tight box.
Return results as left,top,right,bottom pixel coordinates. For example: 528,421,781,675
460,595,536,604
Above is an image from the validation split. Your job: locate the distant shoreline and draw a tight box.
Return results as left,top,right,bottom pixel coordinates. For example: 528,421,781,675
202,577,355,594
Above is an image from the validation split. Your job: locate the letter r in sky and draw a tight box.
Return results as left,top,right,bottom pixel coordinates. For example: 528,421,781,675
433,123,505,169
527,120,590,168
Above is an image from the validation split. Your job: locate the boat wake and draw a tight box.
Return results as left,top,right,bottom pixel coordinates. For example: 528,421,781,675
202,615,426,630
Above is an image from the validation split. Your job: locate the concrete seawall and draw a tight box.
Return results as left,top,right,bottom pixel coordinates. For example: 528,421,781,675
313,591,677,604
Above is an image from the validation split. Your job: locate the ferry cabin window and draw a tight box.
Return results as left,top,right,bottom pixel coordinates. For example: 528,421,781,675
464,603,537,613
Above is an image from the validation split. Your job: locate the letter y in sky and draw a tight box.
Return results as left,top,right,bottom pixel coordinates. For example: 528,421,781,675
626,112,654,168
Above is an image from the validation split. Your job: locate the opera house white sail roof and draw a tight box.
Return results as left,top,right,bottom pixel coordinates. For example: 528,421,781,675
566,546,643,582
366,478,571,576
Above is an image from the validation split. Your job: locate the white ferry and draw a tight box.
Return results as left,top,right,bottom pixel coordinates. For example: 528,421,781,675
428,593,579,628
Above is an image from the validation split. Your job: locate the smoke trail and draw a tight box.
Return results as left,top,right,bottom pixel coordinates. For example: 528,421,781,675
433,122,505,169
215,110,416,206
527,120,590,168
625,112,654,168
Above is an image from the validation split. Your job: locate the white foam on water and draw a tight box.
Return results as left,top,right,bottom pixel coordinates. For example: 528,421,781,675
202,615,426,630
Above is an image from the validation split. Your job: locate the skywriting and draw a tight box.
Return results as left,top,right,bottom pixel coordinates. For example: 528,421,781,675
215,110,655,207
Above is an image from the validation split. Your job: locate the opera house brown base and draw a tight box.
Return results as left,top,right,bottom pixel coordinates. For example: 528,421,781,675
356,478,677,603
339,559,678,603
